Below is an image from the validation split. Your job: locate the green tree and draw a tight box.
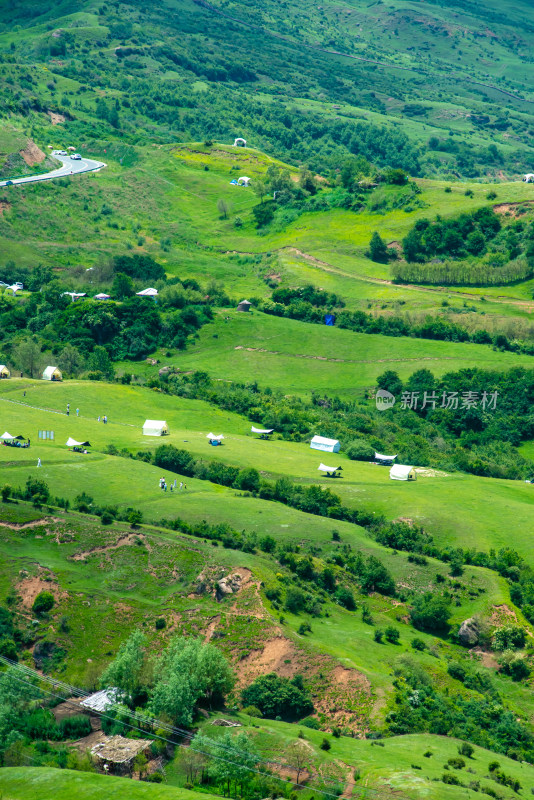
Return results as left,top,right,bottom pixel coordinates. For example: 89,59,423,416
112,272,134,299
32,592,54,615
252,202,274,227
217,198,230,219
14,338,42,378
410,593,451,633
100,629,147,702
286,739,312,785
88,346,114,379
241,673,313,721
58,343,84,376
368,232,389,263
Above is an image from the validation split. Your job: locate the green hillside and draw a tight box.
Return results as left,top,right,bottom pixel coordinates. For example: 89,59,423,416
2,2,534,798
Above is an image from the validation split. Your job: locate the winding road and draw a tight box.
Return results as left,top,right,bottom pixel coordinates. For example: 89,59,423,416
0,153,106,187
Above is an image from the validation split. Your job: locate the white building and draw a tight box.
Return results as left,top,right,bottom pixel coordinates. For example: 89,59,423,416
142,419,169,436
310,435,340,453
389,464,416,481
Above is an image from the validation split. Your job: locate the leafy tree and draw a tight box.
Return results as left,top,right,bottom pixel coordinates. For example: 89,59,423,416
100,629,147,703
285,587,307,613
0,667,38,743
346,439,374,461
410,593,451,633
234,467,260,493
241,673,313,721
14,338,42,378
58,343,84,376
368,231,389,263
154,444,195,476
112,272,134,299
217,198,230,219
32,592,54,615
150,637,234,724
361,556,396,596
88,345,114,378
252,202,275,227
385,626,400,643
286,739,312,784
335,586,356,610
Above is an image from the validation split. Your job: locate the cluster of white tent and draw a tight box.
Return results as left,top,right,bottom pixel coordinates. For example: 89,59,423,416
66,437,90,453
373,451,416,481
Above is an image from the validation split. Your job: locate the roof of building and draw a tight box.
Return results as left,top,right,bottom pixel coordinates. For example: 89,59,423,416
143,419,167,428
311,435,340,446
136,287,158,297
91,734,152,764
43,366,61,378
390,464,415,479
80,688,119,713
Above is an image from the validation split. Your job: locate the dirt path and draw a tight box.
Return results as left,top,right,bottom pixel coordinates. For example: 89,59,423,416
234,345,455,365
70,533,143,562
283,247,534,308
0,517,58,530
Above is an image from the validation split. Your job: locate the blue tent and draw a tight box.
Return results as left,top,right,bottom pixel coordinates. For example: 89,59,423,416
324,314,335,326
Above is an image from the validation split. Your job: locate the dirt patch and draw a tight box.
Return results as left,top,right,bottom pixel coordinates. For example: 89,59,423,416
471,647,499,670
49,111,66,125
233,345,452,367
414,467,449,477
71,533,143,562
493,202,534,217
0,201,10,216
490,604,518,626
17,573,68,611
0,517,58,531
204,614,221,642
387,240,402,251
19,140,46,167
239,636,303,683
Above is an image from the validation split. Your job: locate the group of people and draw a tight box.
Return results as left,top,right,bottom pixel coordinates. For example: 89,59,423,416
159,477,186,492
97,415,107,424
66,404,80,417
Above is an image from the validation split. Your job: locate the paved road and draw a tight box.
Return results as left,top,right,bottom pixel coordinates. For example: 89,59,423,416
0,153,107,187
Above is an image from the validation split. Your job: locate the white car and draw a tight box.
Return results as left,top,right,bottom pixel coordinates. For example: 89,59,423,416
13,282,23,290
70,153,82,160
58,150,68,156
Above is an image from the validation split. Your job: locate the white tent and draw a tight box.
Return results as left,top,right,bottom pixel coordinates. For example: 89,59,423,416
61,292,86,301
42,366,62,381
143,420,169,437
233,138,246,147
136,288,158,297
0,365,10,379
390,464,416,481
375,452,397,464
66,437,91,448
0,432,15,440
251,426,274,435
523,174,534,183
237,176,250,186
93,293,111,300
207,432,225,441
310,435,340,453
318,463,343,476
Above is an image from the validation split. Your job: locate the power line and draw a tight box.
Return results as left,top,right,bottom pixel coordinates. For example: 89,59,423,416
1,660,385,799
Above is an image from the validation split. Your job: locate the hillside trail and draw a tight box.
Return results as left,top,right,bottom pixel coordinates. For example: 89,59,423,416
226,245,533,308
283,248,534,309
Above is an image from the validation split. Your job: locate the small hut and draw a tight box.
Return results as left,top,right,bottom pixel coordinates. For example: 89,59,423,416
0,365,10,379
237,299,252,312
390,464,416,481
91,735,153,776
136,288,158,297
233,138,246,147
310,435,340,453
142,420,169,437
42,366,62,381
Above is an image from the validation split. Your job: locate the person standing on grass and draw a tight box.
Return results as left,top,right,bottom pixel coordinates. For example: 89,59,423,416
173,479,177,488
98,416,101,422
66,403,70,416
76,408,79,417
179,481,183,491
103,415,107,424
37,457,41,468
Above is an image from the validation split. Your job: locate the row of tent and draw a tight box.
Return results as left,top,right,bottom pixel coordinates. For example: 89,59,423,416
0,366,62,380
